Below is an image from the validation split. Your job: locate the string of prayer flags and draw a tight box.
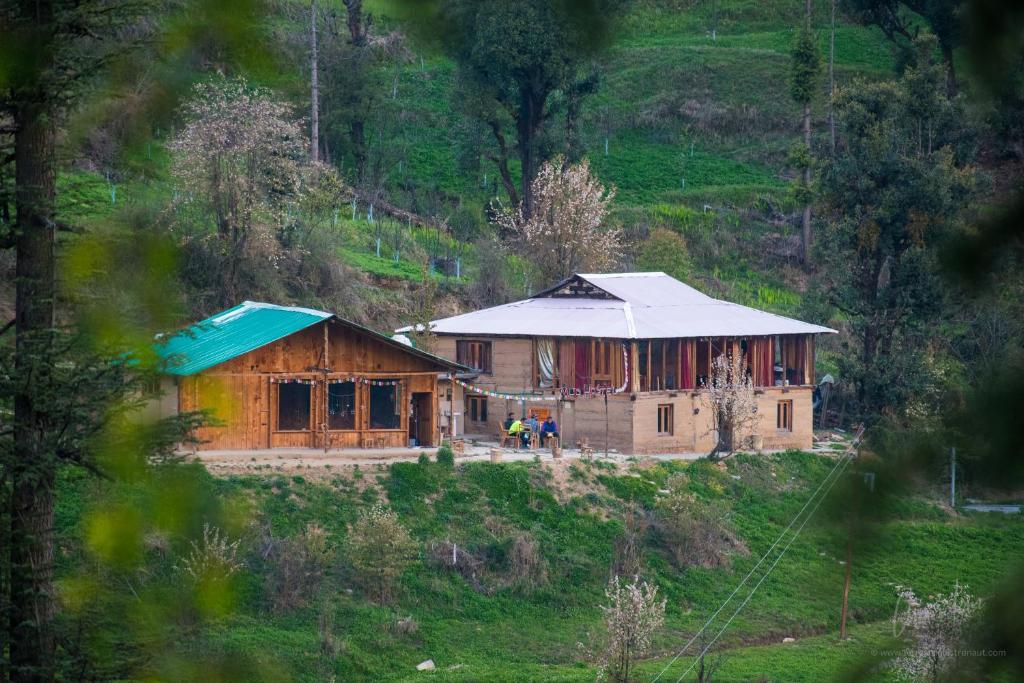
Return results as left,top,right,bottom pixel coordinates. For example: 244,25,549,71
270,376,401,386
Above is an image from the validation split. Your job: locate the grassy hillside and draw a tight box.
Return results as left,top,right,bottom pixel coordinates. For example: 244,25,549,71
49,0,902,330
55,451,1024,681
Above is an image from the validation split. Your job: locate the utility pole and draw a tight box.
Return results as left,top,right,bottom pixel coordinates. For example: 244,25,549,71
839,540,852,638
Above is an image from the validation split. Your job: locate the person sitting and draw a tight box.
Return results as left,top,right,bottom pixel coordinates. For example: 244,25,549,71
523,412,539,447
506,417,524,449
540,416,559,447
503,412,515,430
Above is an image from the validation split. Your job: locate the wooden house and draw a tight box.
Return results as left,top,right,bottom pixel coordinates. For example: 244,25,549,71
155,301,462,450
401,273,835,454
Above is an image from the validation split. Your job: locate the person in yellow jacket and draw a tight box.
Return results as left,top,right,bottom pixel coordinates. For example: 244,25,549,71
506,416,525,449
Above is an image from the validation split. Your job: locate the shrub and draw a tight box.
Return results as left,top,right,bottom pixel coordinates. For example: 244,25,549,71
508,533,548,590
175,524,242,582
436,444,455,468
637,227,691,281
610,510,647,580
346,505,417,603
418,453,431,466
261,523,334,613
654,473,746,569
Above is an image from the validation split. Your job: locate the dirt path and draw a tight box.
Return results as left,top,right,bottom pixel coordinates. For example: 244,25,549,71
187,443,706,478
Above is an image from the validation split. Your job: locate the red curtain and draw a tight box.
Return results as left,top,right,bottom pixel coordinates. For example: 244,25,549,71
575,341,590,390
680,339,695,389
794,336,806,385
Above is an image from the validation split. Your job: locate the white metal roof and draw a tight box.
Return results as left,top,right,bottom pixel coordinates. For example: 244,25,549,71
402,272,835,339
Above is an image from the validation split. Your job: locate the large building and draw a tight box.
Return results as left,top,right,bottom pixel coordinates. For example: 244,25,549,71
406,273,835,454
155,301,461,450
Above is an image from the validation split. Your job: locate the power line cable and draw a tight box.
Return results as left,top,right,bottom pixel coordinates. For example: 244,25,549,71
671,454,855,683
650,451,852,682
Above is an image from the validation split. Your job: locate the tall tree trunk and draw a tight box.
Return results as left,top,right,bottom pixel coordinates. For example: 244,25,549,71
351,119,366,182
11,95,58,683
940,41,958,97
343,0,368,181
310,0,320,163
801,0,813,266
802,101,812,265
486,120,519,216
516,87,545,219
828,0,836,156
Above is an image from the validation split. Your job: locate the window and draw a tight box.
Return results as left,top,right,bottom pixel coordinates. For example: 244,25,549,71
466,394,488,423
369,380,401,429
278,383,311,431
456,340,492,373
328,381,356,429
777,400,793,431
593,340,614,380
637,340,650,391
657,404,674,435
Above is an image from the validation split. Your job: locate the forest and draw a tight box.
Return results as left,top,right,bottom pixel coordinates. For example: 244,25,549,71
1,0,1023,681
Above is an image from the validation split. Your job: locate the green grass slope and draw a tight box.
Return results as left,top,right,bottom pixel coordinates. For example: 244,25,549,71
55,452,1024,681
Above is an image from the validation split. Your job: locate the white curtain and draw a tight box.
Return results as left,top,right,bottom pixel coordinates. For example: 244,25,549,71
537,338,556,388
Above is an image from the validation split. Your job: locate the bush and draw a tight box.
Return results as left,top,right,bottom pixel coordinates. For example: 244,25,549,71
418,453,431,466
175,524,242,582
436,445,455,468
636,227,690,281
260,523,334,613
654,473,747,569
346,505,417,603
508,533,548,591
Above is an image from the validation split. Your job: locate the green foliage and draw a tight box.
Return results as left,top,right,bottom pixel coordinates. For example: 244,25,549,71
41,451,1024,681
637,227,691,280
789,24,822,105
436,444,455,468
817,39,977,419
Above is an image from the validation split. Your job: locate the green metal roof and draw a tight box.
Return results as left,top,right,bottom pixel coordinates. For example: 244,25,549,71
157,300,464,376
157,301,332,376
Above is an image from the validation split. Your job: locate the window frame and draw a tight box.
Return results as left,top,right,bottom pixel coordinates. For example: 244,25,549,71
657,403,674,436
777,399,794,432
327,380,357,430
456,339,493,374
466,394,488,424
592,339,614,381
276,382,313,432
368,379,403,430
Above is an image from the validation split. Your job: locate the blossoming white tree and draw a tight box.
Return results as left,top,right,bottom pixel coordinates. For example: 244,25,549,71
594,575,666,683
169,78,308,300
494,155,618,285
706,353,758,458
891,583,983,681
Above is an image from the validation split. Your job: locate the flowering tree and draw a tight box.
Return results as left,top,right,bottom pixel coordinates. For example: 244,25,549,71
494,155,618,285
706,354,757,458
891,583,983,681
169,78,308,300
593,575,666,683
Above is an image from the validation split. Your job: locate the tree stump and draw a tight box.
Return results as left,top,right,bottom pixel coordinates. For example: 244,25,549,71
489,448,502,464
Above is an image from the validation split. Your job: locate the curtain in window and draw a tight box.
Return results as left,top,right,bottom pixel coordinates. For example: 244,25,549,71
793,336,807,385
575,340,590,390
750,337,774,387
558,340,576,390
680,339,696,389
536,338,556,388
